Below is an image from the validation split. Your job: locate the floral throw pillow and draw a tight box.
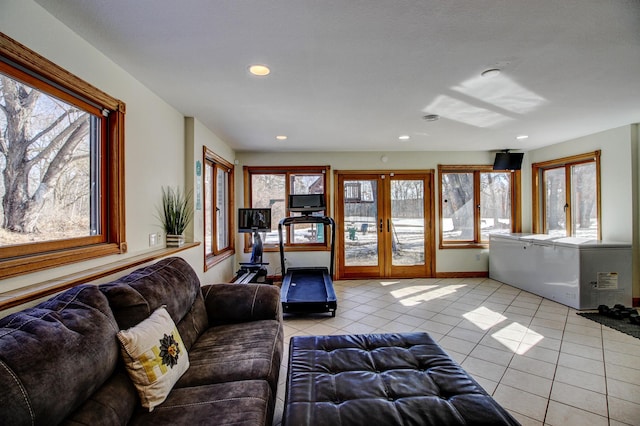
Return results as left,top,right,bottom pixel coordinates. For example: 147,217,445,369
117,306,189,411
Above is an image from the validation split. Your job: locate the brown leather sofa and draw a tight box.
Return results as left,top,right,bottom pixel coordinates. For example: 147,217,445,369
0,257,283,425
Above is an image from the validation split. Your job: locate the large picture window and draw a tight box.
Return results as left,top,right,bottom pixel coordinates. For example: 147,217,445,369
439,165,520,248
0,34,125,278
532,151,600,239
243,166,330,251
203,148,234,269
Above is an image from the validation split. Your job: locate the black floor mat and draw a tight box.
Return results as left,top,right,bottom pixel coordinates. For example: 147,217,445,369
577,312,640,339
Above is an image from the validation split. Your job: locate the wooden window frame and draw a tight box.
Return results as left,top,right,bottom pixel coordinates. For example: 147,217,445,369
203,147,234,270
243,165,330,252
438,165,521,249
532,150,601,239
0,34,126,279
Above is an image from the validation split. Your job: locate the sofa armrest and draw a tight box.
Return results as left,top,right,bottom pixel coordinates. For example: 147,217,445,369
201,283,281,324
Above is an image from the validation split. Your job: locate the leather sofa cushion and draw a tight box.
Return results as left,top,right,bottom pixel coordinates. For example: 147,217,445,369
176,319,283,394
0,285,120,426
129,379,273,426
100,257,209,350
62,370,138,426
202,283,282,325
284,332,520,426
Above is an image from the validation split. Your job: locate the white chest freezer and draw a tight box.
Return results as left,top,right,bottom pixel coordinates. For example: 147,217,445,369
489,233,632,310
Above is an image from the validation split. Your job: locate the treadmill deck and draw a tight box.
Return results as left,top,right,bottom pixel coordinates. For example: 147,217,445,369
281,267,337,316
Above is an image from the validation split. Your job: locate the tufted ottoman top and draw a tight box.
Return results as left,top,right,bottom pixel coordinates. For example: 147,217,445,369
283,332,520,426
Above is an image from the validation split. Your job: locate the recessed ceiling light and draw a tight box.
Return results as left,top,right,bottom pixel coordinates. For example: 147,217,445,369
275,135,287,140
249,64,270,76
516,135,529,140
398,135,410,140
481,68,501,78
423,114,440,121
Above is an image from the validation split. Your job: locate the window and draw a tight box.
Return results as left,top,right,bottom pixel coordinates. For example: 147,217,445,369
203,148,234,269
243,166,330,251
532,151,600,239
439,165,520,247
0,34,125,278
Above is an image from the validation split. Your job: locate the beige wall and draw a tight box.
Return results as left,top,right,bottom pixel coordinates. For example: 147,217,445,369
184,117,237,284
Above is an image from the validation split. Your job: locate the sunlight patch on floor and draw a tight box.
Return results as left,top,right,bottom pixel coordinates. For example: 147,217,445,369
391,285,439,299
399,284,467,306
491,322,544,354
462,306,508,330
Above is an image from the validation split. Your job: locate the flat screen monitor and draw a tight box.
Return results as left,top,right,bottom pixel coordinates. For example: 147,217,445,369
493,152,524,170
288,194,325,213
238,208,271,233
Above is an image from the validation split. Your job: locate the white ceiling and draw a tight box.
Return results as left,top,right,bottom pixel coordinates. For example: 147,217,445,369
34,0,640,153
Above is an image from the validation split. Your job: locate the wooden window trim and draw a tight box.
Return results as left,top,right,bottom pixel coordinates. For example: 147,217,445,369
531,150,601,239
438,164,521,249
0,242,199,312
243,165,331,252
203,148,234,271
0,34,126,279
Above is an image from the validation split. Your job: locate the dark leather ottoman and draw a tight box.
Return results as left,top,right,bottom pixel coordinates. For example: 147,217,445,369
283,332,520,425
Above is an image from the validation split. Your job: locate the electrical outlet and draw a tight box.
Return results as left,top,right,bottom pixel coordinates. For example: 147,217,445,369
149,233,157,246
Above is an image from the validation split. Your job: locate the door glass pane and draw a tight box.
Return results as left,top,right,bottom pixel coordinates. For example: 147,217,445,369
344,179,378,266
480,172,511,241
441,173,474,241
544,168,566,236
571,162,597,238
391,180,424,266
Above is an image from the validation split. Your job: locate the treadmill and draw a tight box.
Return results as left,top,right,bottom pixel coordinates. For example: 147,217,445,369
278,195,337,317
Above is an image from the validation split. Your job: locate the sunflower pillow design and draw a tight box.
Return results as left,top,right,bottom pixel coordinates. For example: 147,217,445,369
117,306,189,411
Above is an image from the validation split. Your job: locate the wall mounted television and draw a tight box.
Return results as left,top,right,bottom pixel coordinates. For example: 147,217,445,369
238,208,271,233
493,152,524,171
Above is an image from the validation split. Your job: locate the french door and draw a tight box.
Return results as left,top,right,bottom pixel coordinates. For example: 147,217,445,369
334,171,434,279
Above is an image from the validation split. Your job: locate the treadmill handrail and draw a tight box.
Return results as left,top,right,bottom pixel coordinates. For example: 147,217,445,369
278,216,336,278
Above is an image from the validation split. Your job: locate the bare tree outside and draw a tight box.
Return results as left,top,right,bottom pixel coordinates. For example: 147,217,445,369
543,163,597,238
544,167,566,234
441,171,512,242
441,173,474,240
480,172,511,240
0,73,95,247
571,163,597,236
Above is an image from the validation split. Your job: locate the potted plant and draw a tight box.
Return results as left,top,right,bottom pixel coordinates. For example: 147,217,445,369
160,186,193,247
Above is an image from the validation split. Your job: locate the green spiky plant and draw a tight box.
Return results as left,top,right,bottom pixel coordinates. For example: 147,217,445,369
160,186,193,236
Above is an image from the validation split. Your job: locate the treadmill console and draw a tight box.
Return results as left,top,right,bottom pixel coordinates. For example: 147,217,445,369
288,194,325,213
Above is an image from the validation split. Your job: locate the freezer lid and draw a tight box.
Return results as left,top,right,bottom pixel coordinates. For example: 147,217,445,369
551,237,631,248
489,233,536,242
519,234,561,243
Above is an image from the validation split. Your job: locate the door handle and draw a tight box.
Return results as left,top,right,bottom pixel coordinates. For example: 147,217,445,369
387,219,390,232
379,219,383,233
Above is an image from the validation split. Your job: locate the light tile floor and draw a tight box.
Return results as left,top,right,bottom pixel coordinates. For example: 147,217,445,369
273,277,640,425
